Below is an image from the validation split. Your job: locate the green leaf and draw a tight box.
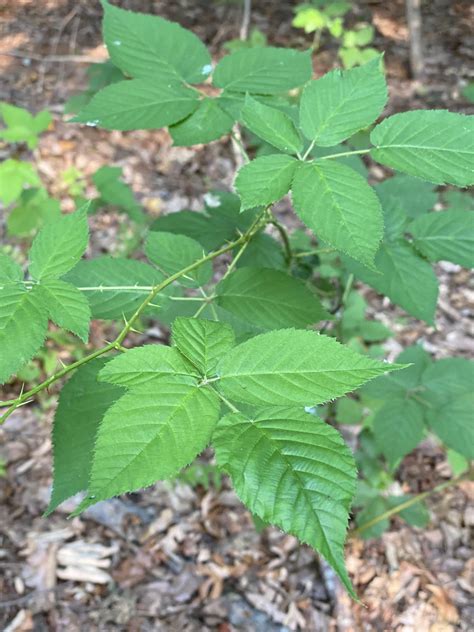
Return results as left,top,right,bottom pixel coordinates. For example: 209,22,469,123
213,47,312,94
235,155,298,210
101,0,212,83
370,110,474,186
446,449,469,476
0,103,51,149
150,194,258,251
150,210,220,251
386,495,430,528
217,329,403,406
443,189,474,212
100,344,197,387
93,166,144,223
373,399,425,467
241,95,303,154
7,188,61,237
72,79,199,131
169,98,234,146
292,161,383,265
355,497,389,539
375,174,437,218
336,397,363,425
38,279,91,342
46,359,124,514
216,267,329,329
0,159,40,205
64,256,169,320
145,231,211,288
0,254,23,283
213,407,357,596
379,196,409,242
0,285,48,384
363,344,432,400
236,233,285,270
80,379,220,506
409,210,474,268
343,241,439,323
422,358,474,459
29,208,89,281
172,317,235,376
299,58,387,147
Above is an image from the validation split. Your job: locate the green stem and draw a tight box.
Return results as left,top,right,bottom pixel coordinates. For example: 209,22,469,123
302,139,317,161
0,221,266,424
293,247,336,258
351,472,471,537
318,148,371,161
269,216,292,265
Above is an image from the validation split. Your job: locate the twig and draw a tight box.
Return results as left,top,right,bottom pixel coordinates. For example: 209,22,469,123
239,0,252,41
0,51,105,64
405,0,424,80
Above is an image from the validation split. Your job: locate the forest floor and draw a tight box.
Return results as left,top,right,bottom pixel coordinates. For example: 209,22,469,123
0,1,473,630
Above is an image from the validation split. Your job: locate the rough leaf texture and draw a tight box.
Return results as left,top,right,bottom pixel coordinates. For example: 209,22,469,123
300,57,387,146
213,408,357,595
47,359,124,514
172,317,235,376
292,161,383,266
217,329,401,406
370,110,474,186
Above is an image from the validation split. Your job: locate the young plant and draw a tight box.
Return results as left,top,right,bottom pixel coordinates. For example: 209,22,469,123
292,0,378,68
1,0,473,597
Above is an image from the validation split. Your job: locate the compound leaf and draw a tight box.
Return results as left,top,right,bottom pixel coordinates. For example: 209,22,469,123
46,359,124,514
409,210,474,268
292,161,383,265
217,329,402,406
213,407,357,595
299,57,387,146
216,267,330,329
172,317,235,376
370,110,474,186
213,47,312,94
38,279,91,342
29,208,89,281
241,95,303,154
101,0,212,83
235,154,297,210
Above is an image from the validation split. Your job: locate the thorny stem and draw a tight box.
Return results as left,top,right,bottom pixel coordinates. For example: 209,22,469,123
350,471,472,537
0,214,268,424
231,129,250,163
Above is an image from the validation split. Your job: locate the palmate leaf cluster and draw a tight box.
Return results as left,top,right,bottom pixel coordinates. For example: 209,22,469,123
1,0,473,598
